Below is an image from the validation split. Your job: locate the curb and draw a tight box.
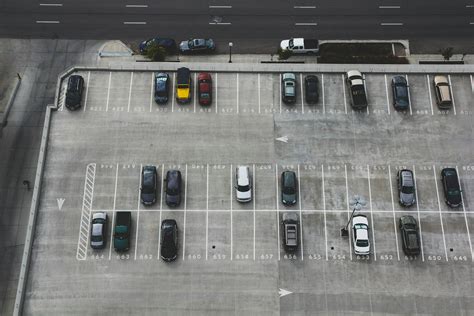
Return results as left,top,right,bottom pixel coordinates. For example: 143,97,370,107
98,40,134,58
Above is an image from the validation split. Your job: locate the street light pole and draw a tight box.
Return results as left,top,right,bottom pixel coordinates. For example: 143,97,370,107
341,195,366,237
228,42,233,63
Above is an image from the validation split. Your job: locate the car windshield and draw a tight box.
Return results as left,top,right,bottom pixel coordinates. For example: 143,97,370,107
178,84,188,88
283,186,295,195
356,239,369,247
448,189,460,196
354,224,367,230
91,235,102,242
200,92,210,99
238,185,250,192
401,186,414,194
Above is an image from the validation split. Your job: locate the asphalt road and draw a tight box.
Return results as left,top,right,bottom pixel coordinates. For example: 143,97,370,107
0,0,473,52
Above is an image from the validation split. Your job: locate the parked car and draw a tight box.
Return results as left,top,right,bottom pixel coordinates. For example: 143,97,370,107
399,215,421,256
391,76,410,111
397,169,416,207
282,213,299,252
154,73,170,104
165,170,182,207
346,70,368,110
113,212,132,252
282,73,297,104
280,38,319,54
441,168,462,208
160,219,178,262
433,75,452,109
281,171,297,206
65,75,84,110
179,38,215,54
304,75,319,104
235,166,252,203
90,212,107,249
198,72,212,105
141,165,157,205
139,37,177,54
176,67,191,104
352,214,370,255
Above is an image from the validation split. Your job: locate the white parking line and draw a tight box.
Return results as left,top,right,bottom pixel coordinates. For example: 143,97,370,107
206,164,209,260
471,74,474,93
342,74,347,114
297,164,303,260
258,73,261,114
182,164,188,260
379,5,400,8
433,165,448,261
125,4,148,7
275,164,281,260
83,71,90,112
384,74,391,115
134,164,142,260
105,71,112,112
171,72,176,113
388,165,400,261
39,3,63,6
209,22,232,25
253,164,256,260
405,75,413,115
412,166,425,261
123,21,146,25
380,22,403,26
322,165,328,260
300,73,304,113
456,166,473,261
108,164,119,260
279,74,282,114
230,164,233,260
193,73,197,113
36,20,60,23
127,72,133,113
157,164,164,259
322,74,326,114
209,5,232,8
367,165,377,261
294,5,316,9
236,73,239,114
426,75,434,115
447,75,457,115
149,72,154,112
344,164,352,260
295,22,318,26
215,72,218,114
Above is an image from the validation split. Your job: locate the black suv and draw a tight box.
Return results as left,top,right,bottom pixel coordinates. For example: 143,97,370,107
391,76,410,111
441,168,462,208
160,219,178,262
399,215,421,256
165,170,182,207
282,213,299,252
304,75,319,104
141,166,157,205
65,75,84,110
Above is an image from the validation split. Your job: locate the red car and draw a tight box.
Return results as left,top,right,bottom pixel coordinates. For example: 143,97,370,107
198,72,212,105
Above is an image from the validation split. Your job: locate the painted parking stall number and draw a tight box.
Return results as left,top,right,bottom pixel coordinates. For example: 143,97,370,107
308,254,322,260
138,254,153,260
235,254,250,260
283,254,298,260
259,254,274,260
188,254,202,260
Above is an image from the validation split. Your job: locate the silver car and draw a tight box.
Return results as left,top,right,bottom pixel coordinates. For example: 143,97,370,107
235,166,252,203
397,169,416,207
90,212,107,249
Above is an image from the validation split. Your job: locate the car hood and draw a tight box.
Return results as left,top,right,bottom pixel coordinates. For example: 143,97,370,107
114,237,128,249
354,244,370,254
237,189,251,201
282,192,297,204
179,41,189,51
448,194,462,206
280,40,290,50
161,244,177,259
166,193,180,205
91,240,104,247
141,193,155,204
400,192,415,205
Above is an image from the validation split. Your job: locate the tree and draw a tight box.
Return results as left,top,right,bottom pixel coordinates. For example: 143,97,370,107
277,48,293,60
439,47,454,61
145,42,167,61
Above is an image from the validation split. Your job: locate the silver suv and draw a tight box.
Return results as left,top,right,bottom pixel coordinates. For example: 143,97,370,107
235,166,252,202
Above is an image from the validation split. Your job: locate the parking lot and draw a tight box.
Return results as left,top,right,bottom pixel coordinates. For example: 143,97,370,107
24,69,474,315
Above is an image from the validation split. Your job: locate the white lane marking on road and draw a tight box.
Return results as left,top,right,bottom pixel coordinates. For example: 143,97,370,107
83,71,90,112
209,5,232,8
456,166,473,261
295,22,318,26
279,288,293,297
230,164,233,260
36,20,60,23
253,164,256,260
344,164,352,260
182,164,188,260
127,72,133,113
193,73,197,113
388,165,400,261
412,166,425,261
279,74,282,114
322,74,326,114
300,73,304,113
433,165,448,261
171,72,176,113
209,22,232,25
236,73,239,114
276,164,281,261
384,74,391,115
322,165,328,260
380,22,403,26
125,4,148,7
470,22,474,24
258,73,261,114
467,5,474,7
215,72,218,113
342,74,347,114
426,75,434,115
76,163,96,261
448,75,457,115
367,165,377,261
105,72,112,112
39,3,63,6
294,6,316,9
149,72,154,112
134,164,142,260
379,5,400,8
206,164,209,260
298,164,304,260
405,74,413,115
471,75,474,93
108,164,119,260
123,21,147,24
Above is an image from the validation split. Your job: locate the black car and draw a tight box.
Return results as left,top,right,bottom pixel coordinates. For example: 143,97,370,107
179,38,215,54
141,166,157,205
154,73,170,104
65,75,84,110
304,75,319,104
161,219,178,261
391,76,410,111
441,168,462,208
399,215,421,256
165,170,182,207
139,38,177,54
281,171,297,206
397,169,416,207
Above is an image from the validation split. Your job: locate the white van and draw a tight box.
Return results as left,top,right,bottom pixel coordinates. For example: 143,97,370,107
235,166,252,203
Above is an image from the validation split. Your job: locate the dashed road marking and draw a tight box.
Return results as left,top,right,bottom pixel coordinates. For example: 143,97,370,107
76,163,96,260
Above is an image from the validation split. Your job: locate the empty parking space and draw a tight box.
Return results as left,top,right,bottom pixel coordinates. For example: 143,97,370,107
259,73,279,114
365,74,390,115
85,72,110,111
238,73,258,115
108,72,132,113
130,71,154,113
91,164,116,210
135,211,160,260
449,74,473,116
409,75,433,115
323,73,346,114
114,164,140,210
216,73,237,115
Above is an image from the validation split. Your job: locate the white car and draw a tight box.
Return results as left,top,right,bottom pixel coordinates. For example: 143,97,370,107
90,212,107,249
235,166,252,203
352,214,370,255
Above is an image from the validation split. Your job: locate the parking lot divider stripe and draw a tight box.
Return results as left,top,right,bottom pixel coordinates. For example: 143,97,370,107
215,73,218,113
456,166,474,261
171,72,175,113
448,75,457,115
322,164,328,260
345,164,352,260
230,164,233,260
342,74,347,114
300,74,304,113
253,164,256,260
385,75,391,115
206,164,209,260
367,165,377,261
412,165,425,261
297,165,304,260
183,164,188,260
157,164,164,260
432,165,448,261
134,164,142,260
83,71,90,112
388,165,400,260
106,72,111,112
322,74,326,114
193,73,197,113
405,75,413,115
276,164,280,261
108,164,119,260
76,163,96,260
149,72,154,112
236,73,239,114
471,75,474,93
279,74,282,114
128,72,133,113
257,74,261,114
426,75,434,115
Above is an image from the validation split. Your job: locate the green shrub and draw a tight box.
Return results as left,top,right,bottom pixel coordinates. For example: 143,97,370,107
145,42,167,61
277,48,293,60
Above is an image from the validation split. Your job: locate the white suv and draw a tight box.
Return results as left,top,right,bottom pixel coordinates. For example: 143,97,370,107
235,166,252,203
352,214,370,255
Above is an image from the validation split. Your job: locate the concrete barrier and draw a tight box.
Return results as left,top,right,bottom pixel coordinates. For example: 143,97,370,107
0,74,22,137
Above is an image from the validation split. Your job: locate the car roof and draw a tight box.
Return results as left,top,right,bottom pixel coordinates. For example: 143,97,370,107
347,70,362,78
198,72,212,80
167,170,181,187
392,76,407,84
352,214,368,225
400,170,414,186
282,212,298,222
282,171,296,186
92,223,104,235
434,75,448,84
282,73,296,80
177,67,190,82
237,166,250,185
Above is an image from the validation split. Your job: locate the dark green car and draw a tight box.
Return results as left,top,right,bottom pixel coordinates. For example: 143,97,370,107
281,171,297,206
114,212,132,252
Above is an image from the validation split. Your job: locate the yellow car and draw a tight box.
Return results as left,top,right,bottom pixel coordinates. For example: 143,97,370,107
176,67,191,103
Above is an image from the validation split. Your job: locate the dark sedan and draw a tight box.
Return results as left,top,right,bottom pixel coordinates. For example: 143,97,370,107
391,76,410,111
441,168,462,208
179,38,215,54
154,73,170,104
160,219,178,262
397,169,416,207
139,38,177,54
399,215,421,256
304,75,319,104
281,171,297,206
141,166,157,205
165,170,182,207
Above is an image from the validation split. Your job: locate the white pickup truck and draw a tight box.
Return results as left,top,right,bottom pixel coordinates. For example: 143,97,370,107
280,38,319,54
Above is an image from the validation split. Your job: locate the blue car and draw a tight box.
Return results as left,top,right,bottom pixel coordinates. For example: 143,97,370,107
139,38,177,54
154,73,170,104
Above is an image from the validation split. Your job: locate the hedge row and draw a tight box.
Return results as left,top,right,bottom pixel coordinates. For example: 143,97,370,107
319,43,393,56
318,54,409,64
